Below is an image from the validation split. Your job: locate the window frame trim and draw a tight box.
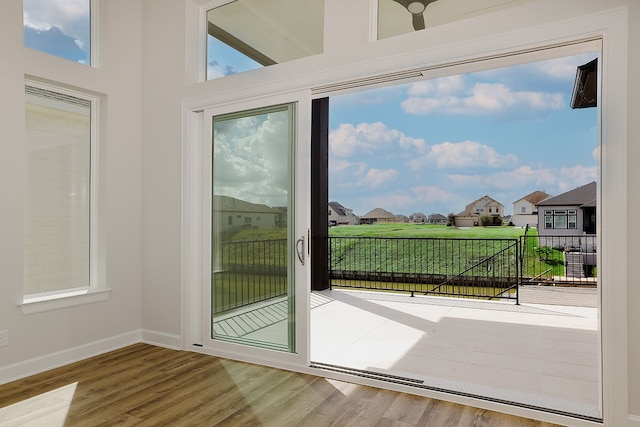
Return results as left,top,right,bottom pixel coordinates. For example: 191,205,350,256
182,4,631,424
21,79,107,314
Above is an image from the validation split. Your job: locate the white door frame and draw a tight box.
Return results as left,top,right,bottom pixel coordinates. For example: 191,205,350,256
182,90,312,369
180,3,629,424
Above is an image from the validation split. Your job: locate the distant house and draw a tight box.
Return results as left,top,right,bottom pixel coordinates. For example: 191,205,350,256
213,195,279,234
409,212,427,223
537,181,596,237
454,195,504,227
427,213,447,224
512,190,551,227
395,214,409,223
360,208,398,224
328,201,359,226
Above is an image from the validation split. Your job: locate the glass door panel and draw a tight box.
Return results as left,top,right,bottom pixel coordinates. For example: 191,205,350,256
211,103,296,352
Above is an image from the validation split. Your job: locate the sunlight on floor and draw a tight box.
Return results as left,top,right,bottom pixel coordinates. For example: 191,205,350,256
311,289,599,419
0,382,77,427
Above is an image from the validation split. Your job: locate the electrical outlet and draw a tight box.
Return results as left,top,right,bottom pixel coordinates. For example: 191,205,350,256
0,330,7,347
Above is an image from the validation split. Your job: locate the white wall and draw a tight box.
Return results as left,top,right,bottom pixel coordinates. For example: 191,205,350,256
0,0,143,378
625,1,640,420
1,0,639,425
171,1,640,425
140,0,187,348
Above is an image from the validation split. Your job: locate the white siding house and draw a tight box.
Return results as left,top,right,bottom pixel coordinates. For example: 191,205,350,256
537,182,596,238
512,190,551,227
213,195,280,234
454,195,504,227
328,201,358,225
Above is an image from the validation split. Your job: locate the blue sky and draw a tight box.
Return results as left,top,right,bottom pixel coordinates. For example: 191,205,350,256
329,53,599,217
205,37,598,217
25,4,598,218
23,0,90,64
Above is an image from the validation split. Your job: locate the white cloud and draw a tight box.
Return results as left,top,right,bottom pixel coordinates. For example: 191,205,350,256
475,53,598,82
332,85,405,106
402,81,564,116
213,111,291,207
532,53,599,80
408,140,518,170
359,193,416,214
330,160,398,190
555,165,598,192
363,168,399,189
446,164,597,195
330,159,367,175
329,122,426,158
407,75,465,97
329,159,368,190
23,0,89,50
411,185,455,203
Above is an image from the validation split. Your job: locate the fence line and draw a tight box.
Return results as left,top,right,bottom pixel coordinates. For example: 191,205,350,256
329,236,520,301
214,239,288,313
211,234,598,312
519,234,597,286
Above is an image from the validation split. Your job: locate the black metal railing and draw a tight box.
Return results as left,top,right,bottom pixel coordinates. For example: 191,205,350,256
519,234,597,286
329,237,519,301
213,239,288,313
211,234,597,312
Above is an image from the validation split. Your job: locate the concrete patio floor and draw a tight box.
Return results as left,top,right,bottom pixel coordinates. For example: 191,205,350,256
310,288,600,420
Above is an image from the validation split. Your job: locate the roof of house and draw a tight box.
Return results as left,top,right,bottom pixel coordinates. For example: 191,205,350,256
513,190,552,205
428,213,447,220
361,207,396,219
537,181,596,207
213,195,276,213
329,201,347,216
456,195,503,216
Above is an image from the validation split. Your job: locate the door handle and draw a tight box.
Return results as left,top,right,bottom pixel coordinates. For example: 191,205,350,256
296,235,305,265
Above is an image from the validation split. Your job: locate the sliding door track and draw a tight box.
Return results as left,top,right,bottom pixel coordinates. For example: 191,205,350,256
309,361,602,423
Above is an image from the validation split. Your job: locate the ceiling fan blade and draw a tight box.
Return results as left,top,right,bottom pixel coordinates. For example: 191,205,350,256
412,12,426,30
391,0,413,9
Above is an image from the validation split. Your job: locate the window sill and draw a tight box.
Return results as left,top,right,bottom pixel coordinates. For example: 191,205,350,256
19,288,112,315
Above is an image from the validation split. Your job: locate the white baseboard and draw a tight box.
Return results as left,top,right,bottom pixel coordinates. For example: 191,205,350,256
0,330,142,386
629,414,640,426
141,329,182,350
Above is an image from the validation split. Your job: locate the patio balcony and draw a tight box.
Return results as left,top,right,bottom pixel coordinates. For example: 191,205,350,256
212,234,600,420
310,287,599,420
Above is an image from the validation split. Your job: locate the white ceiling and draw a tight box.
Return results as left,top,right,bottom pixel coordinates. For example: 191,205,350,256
207,0,537,65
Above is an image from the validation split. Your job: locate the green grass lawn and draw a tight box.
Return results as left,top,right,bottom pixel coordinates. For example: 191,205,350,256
329,223,528,239
212,224,570,307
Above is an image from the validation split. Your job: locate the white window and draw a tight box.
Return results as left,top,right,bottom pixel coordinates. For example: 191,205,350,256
22,83,105,313
23,0,92,65
554,214,567,228
545,215,553,229
206,0,324,80
544,209,578,229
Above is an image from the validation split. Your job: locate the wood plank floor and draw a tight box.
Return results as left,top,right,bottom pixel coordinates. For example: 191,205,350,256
0,343,562,426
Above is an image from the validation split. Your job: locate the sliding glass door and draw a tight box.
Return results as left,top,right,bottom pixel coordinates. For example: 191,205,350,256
202,98,309,356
